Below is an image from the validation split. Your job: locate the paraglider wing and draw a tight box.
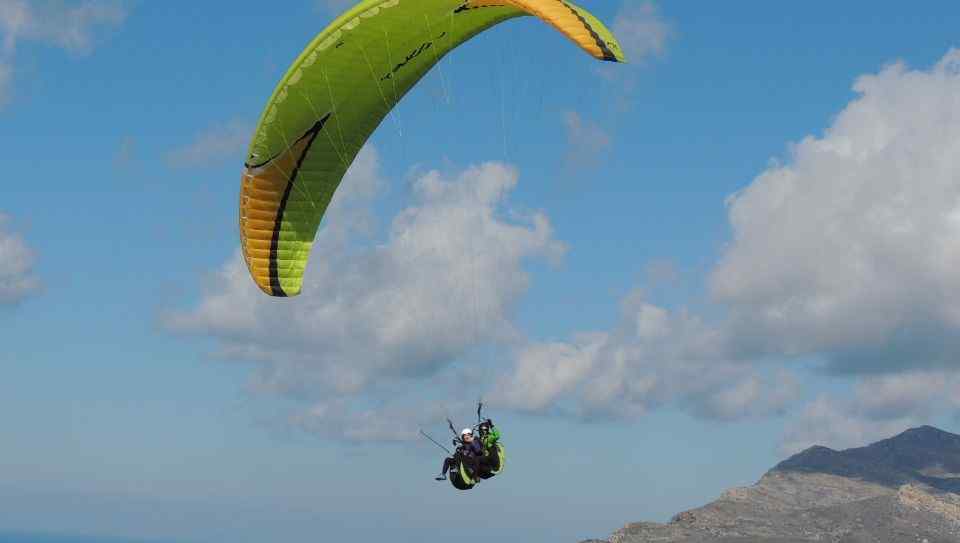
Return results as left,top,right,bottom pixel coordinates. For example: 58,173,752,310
240,0,625,296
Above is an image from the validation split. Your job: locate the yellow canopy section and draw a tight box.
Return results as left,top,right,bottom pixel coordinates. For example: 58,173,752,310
460,0,625,61
240,0,624,296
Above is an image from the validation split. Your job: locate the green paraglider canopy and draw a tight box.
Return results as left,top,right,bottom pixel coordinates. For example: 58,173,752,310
240,0,625,296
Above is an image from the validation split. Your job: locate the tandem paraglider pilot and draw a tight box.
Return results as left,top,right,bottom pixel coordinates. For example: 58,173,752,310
435,419,502,489
420,402,505,491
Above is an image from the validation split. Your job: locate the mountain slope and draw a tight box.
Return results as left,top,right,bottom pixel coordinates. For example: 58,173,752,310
584,426,960,543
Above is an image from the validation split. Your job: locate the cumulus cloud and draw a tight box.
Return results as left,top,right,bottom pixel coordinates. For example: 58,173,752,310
0,213,41,304
0,1,26,104
492,289,799,421
703,49,960,449
780,369,960,455
0,0,125,54
172,47,960,444
712,50,960,374
779,396,917,456
0,1,31,54
167,119,253,168
611,1,672,63
292,397,461,442
0,0,126,108
598,1,672,96
556,3,672,166
168,151,564,439
495,49,960,438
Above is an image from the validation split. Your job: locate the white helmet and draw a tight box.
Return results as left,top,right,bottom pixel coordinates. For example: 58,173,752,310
461,428,474,437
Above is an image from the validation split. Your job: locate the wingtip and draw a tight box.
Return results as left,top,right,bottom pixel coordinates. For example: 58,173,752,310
251,278,299,298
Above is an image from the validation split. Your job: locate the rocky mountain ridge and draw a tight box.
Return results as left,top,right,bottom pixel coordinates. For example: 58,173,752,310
583,426,960,543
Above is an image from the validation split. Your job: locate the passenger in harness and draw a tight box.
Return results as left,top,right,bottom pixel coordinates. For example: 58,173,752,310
435,420,503,479
436,427,483,481
423,403,505,490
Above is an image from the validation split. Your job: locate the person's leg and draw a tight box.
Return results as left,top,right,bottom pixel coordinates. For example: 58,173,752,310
437,456,453,480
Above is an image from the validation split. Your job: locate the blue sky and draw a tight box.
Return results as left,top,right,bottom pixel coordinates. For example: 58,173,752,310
4,1,960,542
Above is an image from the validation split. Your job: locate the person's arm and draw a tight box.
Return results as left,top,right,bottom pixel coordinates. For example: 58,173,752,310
484,426,501,448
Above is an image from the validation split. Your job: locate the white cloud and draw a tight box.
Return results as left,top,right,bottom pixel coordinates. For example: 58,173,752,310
168,152,564,439
0,1,30,55
598,1,672,96
0,213,41,304
712,49,960,373
171,48,960,444
0,0,125,54
492,289,799,421
491,50,960,429
611,1,672,63
780,369,960,455
852,371,960,420
167,119,253,168
293,398,448,442
0,0,125,108
779,395,918,456
561,3,669,171
695,49,960,453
